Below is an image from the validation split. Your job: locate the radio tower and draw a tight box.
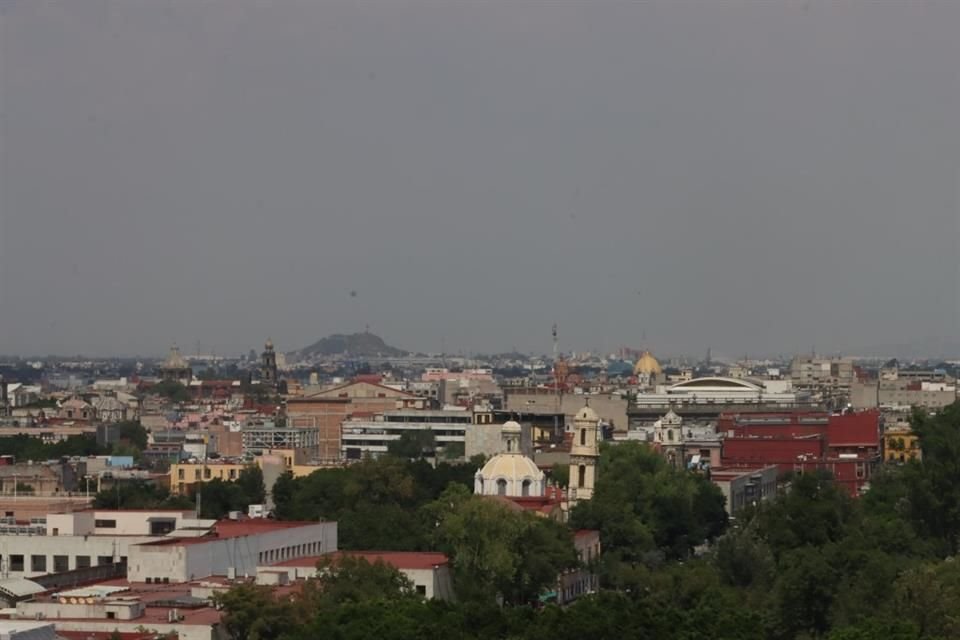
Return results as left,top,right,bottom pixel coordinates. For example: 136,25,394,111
552,323,562,441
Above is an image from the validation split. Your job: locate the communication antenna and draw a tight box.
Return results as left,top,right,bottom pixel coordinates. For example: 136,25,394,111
552,324,558,367
552,323,561,440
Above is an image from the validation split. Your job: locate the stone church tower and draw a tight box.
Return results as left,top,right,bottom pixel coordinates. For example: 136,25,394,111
261,339,278,389
569,404,600,503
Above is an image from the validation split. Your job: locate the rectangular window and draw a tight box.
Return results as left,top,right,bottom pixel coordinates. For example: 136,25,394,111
150,520,176,536
416,585,427,596
9,555,24,571
31,555,46,572
53,555,69,573
75,556,91,569
95,519,117,529
177,469,185,480
97,556,113,566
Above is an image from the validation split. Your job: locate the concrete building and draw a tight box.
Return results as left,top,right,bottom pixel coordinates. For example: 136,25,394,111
2,519,338,640
630,377,812,427
0,510,195,579
242,423,319,455
790,355,856,407
0,460,81,498
340,408,477,460
503,389,628,434
558,530,600,605
285,397,352,463
127,519,337,583
851,377,956,411
709,466,778,514
0,621,58,640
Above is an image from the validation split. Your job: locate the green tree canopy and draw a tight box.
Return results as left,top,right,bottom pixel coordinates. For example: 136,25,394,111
569,442,727,563
387,430,437,460
426,484,577,605
151,379,191,403
309,555,416,606
93,480,193,510
191,466,266,519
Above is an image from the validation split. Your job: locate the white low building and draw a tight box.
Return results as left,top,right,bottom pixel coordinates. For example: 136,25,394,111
0,510,196,579
266,551,455,600
128,519,337,583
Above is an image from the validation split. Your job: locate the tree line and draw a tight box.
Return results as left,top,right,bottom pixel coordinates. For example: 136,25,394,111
213,402,960,639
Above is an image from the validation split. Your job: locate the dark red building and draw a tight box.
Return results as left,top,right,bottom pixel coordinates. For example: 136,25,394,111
718,410,880,496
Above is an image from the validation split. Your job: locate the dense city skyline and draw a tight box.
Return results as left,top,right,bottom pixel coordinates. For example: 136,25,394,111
2,1,959,357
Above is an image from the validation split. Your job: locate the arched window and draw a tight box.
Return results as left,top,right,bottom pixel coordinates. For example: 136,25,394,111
578,465,586,488
668,429,674,442
497,479,507,496
580,429,586,446
522,479,531,497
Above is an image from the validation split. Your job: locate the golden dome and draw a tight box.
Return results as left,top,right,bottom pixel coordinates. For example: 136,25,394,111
633,351,662,376
162,345,189,370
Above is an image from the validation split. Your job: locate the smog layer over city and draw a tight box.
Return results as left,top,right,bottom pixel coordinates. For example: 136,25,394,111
0,3,959,640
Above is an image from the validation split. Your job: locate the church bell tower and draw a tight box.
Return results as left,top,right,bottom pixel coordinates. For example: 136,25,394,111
568,404,600,503
261,339,278,389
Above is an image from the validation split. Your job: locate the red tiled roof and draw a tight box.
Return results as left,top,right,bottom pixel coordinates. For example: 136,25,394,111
139,519,325,546
274,551,449,571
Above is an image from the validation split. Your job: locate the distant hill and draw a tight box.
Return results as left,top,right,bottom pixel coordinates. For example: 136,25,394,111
294,332,408,359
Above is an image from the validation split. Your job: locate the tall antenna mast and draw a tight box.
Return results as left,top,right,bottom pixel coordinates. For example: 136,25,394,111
552,324,558,367
552,323,562,440
552,323,561,414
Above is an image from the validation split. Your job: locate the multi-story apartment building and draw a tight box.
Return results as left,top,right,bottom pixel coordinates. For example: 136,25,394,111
340,408,477,459
790,356,856,407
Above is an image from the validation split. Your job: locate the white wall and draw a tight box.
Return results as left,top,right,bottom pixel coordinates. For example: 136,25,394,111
46,512,94,536
45,621,213,640
0,534,157,578
261,561,454,601
128,522,338,583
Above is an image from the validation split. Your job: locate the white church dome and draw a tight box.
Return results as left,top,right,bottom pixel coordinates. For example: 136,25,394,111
474,421,545,498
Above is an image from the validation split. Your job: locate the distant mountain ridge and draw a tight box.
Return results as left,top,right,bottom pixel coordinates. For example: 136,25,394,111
294,332,408,358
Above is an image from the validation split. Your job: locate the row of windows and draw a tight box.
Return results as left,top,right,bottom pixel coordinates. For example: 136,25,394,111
3,554,122,573
177,468,239,481
257,541,325,565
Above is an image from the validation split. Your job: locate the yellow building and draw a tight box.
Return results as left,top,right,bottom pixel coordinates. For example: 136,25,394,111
170,460,249,495
170,448,337,495
883,426,921,463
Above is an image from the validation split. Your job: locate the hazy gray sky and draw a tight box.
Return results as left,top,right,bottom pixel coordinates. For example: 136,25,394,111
1,1,958,358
